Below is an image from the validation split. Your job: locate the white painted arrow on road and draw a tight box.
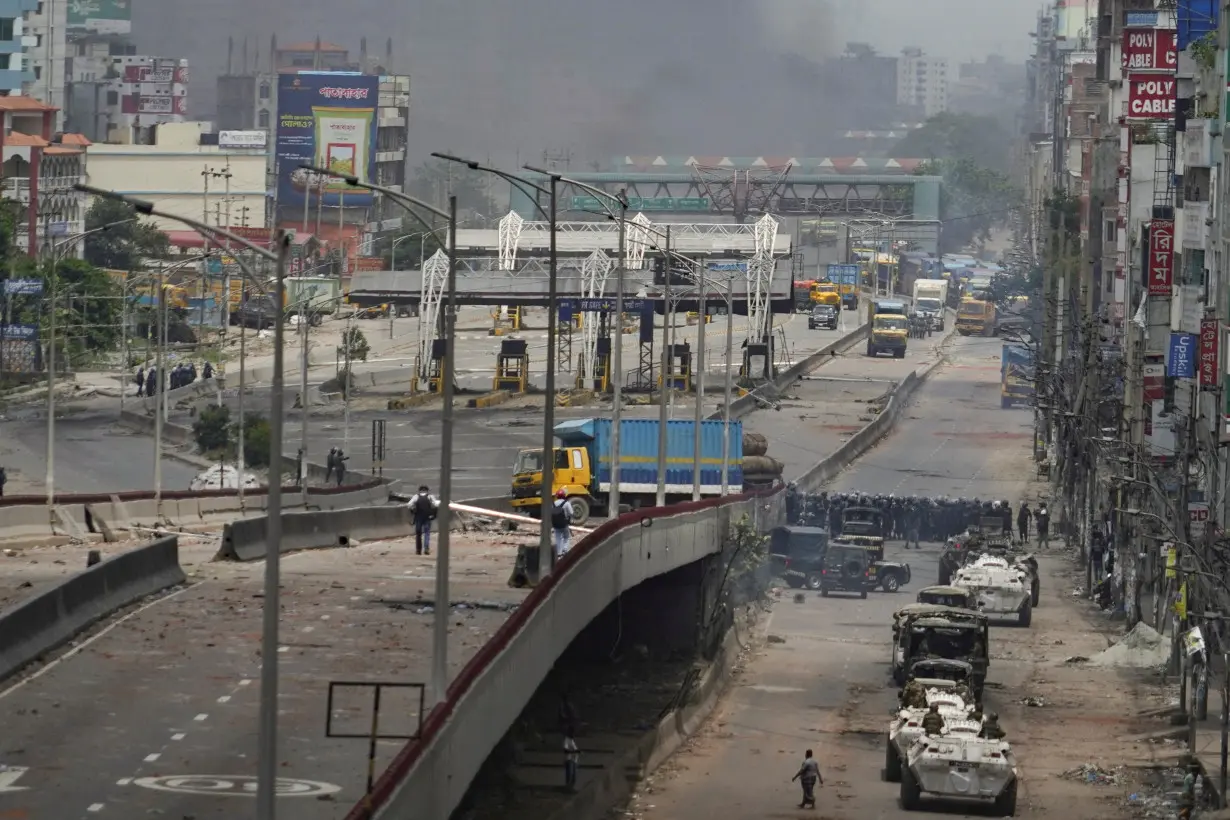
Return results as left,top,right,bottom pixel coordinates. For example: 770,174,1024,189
0,766,29,793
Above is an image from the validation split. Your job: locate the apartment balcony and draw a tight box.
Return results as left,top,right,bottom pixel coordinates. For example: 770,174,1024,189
3,176,29,203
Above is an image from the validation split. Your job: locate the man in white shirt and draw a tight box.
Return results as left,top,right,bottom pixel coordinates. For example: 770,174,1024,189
550,490,575,560
409,485,440,555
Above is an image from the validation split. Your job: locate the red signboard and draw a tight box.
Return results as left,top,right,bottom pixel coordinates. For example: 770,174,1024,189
1122,28,1178,71
1128,75,1176,119
1200,317,1221,387
1148,219,1174,296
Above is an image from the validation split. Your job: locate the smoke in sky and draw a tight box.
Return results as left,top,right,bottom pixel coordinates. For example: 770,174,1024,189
132,0,1036,165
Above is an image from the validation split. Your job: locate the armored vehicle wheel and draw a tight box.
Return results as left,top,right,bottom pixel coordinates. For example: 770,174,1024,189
993,777,1018,816
884,735,902,782
1031,578,1040,607
805,573,823,591
938,564,951,586
900,763,922,810
882,573,901,593
820,587,830,598
786,576,804,589
894,349,905,359
1018,599,1032,628
860,588,868,600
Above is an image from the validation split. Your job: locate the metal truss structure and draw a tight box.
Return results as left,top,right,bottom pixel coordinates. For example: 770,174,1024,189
497,210,524,271
578,250,614,382
691,163,793,222
625,212,653,269
545,178,918,218
845,218,942,253
417,250,450,382
746,214,780,345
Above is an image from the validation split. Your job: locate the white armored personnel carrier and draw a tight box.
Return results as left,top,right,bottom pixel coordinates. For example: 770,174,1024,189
900,731,1019,815
952,554,1033,626
884,687,976,782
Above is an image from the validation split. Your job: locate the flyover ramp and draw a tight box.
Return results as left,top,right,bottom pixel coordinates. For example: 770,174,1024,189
0,530,533,819
352,487,783,820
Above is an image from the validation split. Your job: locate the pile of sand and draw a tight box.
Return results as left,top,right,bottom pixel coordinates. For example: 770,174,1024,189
1089,623,1171,668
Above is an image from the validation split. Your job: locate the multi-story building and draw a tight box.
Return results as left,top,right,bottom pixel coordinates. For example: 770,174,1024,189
84,121,267,233
0,1,36,93
65,51,188,143
0,97,88,256
20,0,66,124
896,47,950,118
214,36,410,263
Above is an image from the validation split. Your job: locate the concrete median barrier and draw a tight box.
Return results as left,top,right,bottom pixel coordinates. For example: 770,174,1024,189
217,504,412,561
707,322,869,422
0,535,186,683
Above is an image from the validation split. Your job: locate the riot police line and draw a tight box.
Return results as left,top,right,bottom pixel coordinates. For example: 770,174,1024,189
785,488,1023,546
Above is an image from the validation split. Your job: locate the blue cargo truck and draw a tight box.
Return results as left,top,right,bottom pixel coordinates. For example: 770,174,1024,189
508,417,744,524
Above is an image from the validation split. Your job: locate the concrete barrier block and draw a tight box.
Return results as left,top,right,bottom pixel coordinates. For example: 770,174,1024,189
0,504,56,543
466,391,511,409
388,393,438,410
0,535,185,682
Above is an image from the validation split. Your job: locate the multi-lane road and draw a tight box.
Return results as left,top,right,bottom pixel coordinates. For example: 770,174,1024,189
618,334,1128,819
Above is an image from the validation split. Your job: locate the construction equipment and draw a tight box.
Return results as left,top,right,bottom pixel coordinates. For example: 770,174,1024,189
490,305,521,335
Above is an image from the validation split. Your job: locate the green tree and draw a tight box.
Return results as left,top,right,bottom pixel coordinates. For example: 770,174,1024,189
232,413,272,469
3,256,125,364
892,112,1014,175
339,326,370,363
407,160,499,218
192,403,231,453
82,198,169,271
917,158,1021,253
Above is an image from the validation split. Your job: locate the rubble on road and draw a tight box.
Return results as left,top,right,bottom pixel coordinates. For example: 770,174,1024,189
1020,695,1047,707
1089,623,1170,669
1061,763,1121,785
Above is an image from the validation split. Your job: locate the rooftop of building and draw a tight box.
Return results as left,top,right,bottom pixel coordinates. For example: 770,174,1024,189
0,97,58,112
277,41,347,53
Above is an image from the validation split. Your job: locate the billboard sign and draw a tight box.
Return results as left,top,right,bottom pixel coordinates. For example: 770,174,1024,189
121,95,187,116
219,131,268,149
67,0,131,34
4,279,43,296
275,72,379,209
1168,332,1196,378
1121,28,1178,70
1200,318,1220,387
1148,219,1175,296
1128,76,1176,118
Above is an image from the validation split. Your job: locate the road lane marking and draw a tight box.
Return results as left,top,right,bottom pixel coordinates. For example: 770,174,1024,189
0,585,196,702
238,679,251,686
86,804,104,812
143,753,160,763
194,714,208,721
115,778,132,786
217,695,231,704
171,733,186,741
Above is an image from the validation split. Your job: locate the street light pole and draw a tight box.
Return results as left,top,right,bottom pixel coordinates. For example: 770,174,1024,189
433,194,458,706
611,203,626,516
693,257,707,501
722,291,734,495
74,181,292,820
237,279,247,506
44,272,56,508
298,301,310,488
153,263,166,516
656,226,672,507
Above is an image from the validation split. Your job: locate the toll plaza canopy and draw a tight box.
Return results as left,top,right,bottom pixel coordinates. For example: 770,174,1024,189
450,221,793,257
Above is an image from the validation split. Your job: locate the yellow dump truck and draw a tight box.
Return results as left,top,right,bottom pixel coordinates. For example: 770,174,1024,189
866,299,909,358
956,297,997,336
810,282,841,307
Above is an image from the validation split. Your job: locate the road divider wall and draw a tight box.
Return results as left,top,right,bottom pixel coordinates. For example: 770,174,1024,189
707,321,869,422
217,504,412,561
0,535,185,683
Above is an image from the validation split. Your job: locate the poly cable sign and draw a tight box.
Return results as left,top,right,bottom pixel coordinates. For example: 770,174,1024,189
1199,317,1220,388
1128,76,1176,118
1122,28,1178,71
1147,219,1175,296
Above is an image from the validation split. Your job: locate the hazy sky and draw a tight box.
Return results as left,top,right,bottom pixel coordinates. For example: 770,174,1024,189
133,0,1040,162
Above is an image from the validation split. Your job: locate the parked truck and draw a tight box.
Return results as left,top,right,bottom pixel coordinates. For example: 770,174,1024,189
912,279,949,330
956,297,997,337
508,418,751,524
826,263,861,310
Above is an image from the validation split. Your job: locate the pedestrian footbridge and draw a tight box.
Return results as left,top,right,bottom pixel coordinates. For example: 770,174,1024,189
341,486,784,820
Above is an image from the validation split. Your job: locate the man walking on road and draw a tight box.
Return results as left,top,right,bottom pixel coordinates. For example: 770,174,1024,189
409,485,439,556
550,490,575,561
791,749,822,809
1017,502,1031,543
1036,503,1050,549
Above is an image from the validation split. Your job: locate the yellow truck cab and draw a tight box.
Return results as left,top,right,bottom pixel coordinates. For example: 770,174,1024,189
956,297,997,336
810,282,841,307
867,299,909,358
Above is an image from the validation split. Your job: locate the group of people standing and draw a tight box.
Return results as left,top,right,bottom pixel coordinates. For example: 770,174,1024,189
134,361,214,397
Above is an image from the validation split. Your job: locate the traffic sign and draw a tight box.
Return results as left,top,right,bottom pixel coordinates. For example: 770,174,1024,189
562,298,648,313
3,278,43,296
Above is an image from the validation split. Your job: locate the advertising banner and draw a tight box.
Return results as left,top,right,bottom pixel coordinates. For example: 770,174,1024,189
1167,332,1196,378
1128,75,1176,118
275,72,379,209
121,95,187,116
67,0,131,34
1200,317,1220,387
1121,28,1178,70
1147,219,1175,296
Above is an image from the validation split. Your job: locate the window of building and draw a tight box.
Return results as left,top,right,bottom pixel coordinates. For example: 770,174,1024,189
259,82,270,99
35,1,42,15
258,109,269,127
106,90,118,105
34,34,41,47
33,66,40,80
0,19,13,40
